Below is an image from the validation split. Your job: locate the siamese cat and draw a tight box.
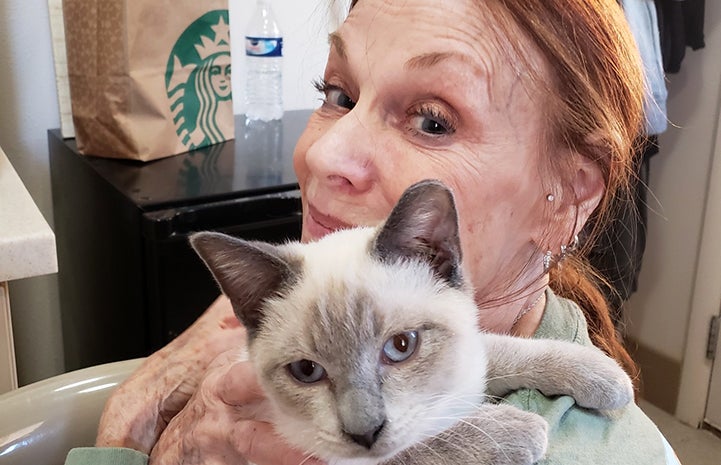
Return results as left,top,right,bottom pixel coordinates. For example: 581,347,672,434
190,180,633,465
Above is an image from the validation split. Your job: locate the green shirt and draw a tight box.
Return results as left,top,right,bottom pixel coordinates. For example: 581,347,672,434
503,290,679,464
66,447,147,465
65,290,680,465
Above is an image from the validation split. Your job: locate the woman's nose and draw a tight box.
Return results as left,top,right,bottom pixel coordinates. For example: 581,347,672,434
304,110,378,194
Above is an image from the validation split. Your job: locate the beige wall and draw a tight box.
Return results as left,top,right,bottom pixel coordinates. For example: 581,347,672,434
626,1,721,414
0,0,65,386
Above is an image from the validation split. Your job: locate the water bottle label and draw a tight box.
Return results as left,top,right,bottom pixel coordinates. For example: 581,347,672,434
245,37,283,57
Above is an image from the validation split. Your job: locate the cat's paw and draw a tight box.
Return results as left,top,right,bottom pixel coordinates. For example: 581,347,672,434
484,335,635,412
387,404,547,465
488,404,548,465
567,347,634,410
462,403,548,465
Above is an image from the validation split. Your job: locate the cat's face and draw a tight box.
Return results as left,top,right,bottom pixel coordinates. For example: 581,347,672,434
192,180,487,463
251,228,486,462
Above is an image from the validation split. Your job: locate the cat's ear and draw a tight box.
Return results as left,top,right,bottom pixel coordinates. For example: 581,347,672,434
190,232,300,336
373,180,463,287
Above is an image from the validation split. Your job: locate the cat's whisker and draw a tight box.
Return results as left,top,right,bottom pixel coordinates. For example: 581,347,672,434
454,418,514,462
411,437,456,465
414,429,490,463
416,392,481,411
412,392,493,421
425,404,535,435
485,371,535,382
464,410,533,437
298,452,317,465
429,392,506,409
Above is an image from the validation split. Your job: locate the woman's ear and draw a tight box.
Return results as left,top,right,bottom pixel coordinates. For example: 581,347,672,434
568,153,605,235
539,151,605,249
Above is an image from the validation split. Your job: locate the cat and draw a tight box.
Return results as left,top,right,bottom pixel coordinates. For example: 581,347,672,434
190,179,634,465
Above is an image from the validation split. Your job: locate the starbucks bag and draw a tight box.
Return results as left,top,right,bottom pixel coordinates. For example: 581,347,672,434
63,1,234,161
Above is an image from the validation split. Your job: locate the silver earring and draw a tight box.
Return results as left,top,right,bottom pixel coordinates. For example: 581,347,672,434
544,235,578,272
543,250,553,272
546,193,555,202
569,234,579,250
558,234,579,262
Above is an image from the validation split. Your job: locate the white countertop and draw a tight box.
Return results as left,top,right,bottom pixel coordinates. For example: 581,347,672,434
0,147,57,281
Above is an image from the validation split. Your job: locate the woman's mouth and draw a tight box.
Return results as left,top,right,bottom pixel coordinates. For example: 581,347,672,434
306,204,353,239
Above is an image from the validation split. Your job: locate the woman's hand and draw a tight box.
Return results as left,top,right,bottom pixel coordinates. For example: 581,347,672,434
149,353,324,465
96,295,246,454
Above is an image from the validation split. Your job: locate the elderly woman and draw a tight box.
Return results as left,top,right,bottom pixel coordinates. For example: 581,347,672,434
67,0,681,464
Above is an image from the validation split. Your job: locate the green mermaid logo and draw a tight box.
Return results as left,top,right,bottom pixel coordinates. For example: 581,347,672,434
166,10,232,150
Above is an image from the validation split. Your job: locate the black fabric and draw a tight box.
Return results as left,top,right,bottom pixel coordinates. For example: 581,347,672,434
655,0,706,73
684,0,705,50
655,0,687,73
587,137,658,326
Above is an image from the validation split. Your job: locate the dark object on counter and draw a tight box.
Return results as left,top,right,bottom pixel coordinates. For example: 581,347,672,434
50,111,309,371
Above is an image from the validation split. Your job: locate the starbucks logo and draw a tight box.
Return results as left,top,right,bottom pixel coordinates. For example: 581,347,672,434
166,10,232,150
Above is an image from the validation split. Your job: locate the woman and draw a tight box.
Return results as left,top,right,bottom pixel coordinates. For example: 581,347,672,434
67,0,681,464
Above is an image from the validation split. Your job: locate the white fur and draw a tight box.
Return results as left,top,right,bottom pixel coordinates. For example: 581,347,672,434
195,224,633,465
249,227,489,463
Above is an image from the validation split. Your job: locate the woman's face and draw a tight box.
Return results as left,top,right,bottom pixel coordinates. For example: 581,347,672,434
293,0,555,328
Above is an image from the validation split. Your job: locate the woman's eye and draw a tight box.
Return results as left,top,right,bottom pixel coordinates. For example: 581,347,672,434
326,88,356,110
288,359,326,383
382,330,419,363
313,78,356,111
418,118,447,135
409,105,456,137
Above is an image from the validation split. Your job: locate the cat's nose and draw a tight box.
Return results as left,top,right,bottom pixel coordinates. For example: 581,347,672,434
345,419,386,449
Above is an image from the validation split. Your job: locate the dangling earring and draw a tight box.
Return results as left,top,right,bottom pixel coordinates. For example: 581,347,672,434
542,250,553,272
569,234,579,250
562,234,579,257
543,234,579,273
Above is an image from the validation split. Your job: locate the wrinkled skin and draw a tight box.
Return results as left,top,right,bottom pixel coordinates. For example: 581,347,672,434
97,297,322,465
96,297,244,453
149,351,323,465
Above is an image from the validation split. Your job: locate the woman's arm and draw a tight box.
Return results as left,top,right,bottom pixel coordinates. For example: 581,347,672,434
95,295,245,453
149,356,323,465
90,295,323,465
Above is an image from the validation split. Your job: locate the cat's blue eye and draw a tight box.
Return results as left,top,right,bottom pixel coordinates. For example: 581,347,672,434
382,331,419,363
288,359,326,384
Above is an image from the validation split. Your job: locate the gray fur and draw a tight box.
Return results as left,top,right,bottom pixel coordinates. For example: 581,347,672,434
386,404,549,465
372,180,464,288
191,180,634,465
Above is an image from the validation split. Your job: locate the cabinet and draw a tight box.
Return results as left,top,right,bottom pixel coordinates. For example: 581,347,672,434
49,111,310,371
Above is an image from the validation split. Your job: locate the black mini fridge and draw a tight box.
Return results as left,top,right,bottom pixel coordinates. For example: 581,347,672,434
49,111,310,371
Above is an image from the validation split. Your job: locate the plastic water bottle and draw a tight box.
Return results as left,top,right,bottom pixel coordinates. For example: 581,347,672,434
244,0,283,121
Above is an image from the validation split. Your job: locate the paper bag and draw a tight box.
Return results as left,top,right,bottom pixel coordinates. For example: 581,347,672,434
63,1,234,161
